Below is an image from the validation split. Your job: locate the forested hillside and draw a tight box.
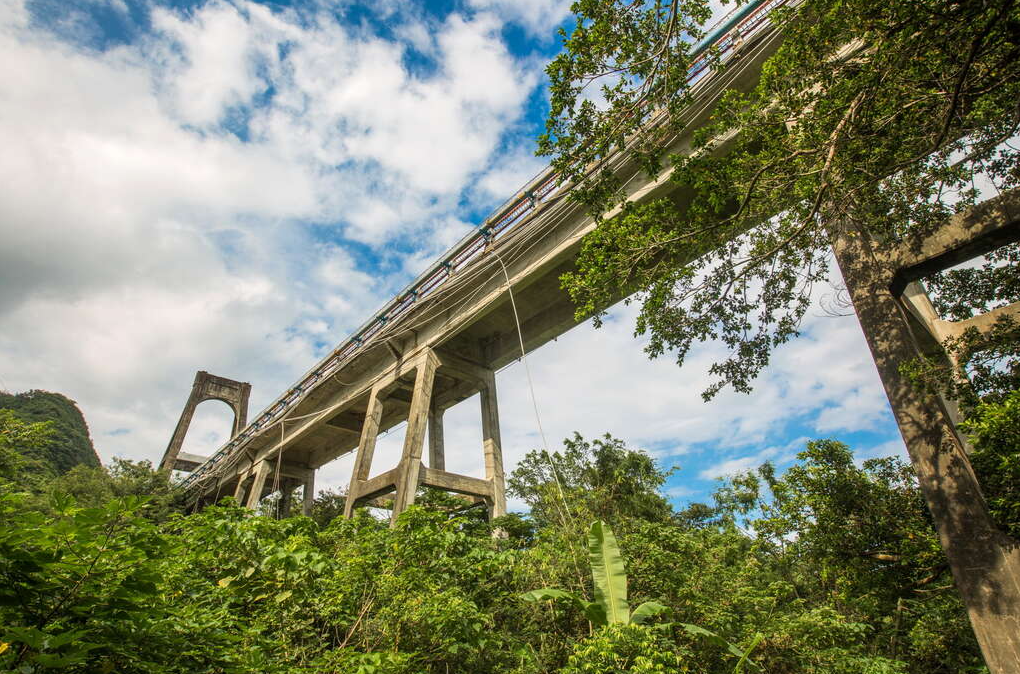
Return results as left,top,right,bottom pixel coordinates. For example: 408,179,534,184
0,390,100,475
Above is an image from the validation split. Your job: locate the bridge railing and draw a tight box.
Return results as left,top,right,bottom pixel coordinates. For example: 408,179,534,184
180,0,789,494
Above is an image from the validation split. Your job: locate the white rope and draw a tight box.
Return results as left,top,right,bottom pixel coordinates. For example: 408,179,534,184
491,250,579,534
492,253,551,454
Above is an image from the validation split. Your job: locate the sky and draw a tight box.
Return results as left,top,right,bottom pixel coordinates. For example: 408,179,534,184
0,0,909,510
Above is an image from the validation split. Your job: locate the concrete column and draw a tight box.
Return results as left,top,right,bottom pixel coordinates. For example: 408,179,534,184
480,371,507,519
302,471,315,517
391,350,440,524
245,460,271,511
900,282,970,439
428,398,445,470
279,480,293,518
232,474,249,504
161,388,199,472
343,384,385,518
832,226,1020,672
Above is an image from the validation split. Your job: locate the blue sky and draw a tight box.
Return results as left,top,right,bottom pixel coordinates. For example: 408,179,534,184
0,0,907,510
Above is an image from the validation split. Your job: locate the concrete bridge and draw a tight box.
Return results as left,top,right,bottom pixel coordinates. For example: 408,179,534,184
156,2,1020,666
161,0,792,521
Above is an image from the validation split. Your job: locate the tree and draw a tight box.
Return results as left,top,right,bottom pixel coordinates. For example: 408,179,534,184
43,458,185,521
544,0,1020,398
543,0,1020,665
508,433,673,529
0,391,100,474
309,487,347,528
0,410,54,487
961,391,1020,539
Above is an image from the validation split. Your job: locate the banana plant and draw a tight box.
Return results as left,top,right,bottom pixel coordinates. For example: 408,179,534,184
523,521,762,671
522,520,667,626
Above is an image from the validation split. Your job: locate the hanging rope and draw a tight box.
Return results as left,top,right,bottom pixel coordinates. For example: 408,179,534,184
492,250,588,595
491,252,574,521
271,423,285,518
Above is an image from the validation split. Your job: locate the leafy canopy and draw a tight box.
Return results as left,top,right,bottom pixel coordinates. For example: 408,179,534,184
544,0,1020,398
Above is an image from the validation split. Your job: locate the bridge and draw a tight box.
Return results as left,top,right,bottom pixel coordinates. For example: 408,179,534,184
156,2,1020,666
159,0,791,521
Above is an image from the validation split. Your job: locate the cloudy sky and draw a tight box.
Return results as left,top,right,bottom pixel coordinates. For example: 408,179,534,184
0,0,907,508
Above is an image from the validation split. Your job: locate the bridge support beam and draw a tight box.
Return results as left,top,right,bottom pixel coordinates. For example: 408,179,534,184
480,369,506,519
343,347,507,526
302,471,315,517
391,350,439,520
245,460,271,511
278,479,294,518
428,398,445,470
831,192,1020,673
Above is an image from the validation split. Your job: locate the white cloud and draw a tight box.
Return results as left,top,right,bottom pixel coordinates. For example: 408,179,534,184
0,0,904,510
467,0,570,38
0,0,545,466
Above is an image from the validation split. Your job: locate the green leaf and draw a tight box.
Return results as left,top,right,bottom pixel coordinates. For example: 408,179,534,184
522,588,579,603
679,623,759,668
735,633,763,673
275,590,293,603
522,588,605,624
630,601,668,624
581,601,607,626
589,520,629,624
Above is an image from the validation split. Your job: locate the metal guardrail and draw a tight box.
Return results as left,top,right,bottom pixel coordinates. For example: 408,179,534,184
181,0,787,492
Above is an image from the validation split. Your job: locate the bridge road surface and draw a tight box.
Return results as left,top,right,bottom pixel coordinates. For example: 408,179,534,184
173,3,790,511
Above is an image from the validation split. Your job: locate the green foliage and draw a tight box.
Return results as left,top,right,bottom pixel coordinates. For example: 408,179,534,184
42,458,184,520
0,409,54,486
962,391,1020,539
559,623,692,674
0,490,235,673
508,433,673,529
545,0,1020,398
899,315,1020,414
0,431,988,672
926,243,1020,322
524,520,677,632
0,390,100,476
310,487,347,528
590,520,632,624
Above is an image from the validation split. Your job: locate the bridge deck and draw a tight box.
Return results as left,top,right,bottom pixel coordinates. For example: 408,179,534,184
176,1,791,501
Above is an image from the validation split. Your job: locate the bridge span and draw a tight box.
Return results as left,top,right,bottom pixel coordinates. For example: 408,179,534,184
159,0,791,522
154,2,1020,666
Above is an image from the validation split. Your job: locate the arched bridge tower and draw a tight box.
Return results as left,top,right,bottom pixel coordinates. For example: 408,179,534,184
159,371,252,473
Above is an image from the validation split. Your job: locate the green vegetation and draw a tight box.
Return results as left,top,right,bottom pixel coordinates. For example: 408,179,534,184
962,392,1020,539
0,391,100,476
541,0,1020,399
2,0,1017,670
523,520,669,627
0,405,990,672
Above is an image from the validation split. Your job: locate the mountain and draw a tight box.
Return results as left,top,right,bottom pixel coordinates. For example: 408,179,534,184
0,390,101,474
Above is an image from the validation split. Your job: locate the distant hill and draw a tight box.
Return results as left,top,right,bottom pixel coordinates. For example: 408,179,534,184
0,390,101,474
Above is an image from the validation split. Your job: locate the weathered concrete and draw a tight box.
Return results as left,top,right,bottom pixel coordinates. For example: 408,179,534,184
160,371,251,472
832,191,1020,673
179,18,789,512
341,347,508,524
302,472,315,517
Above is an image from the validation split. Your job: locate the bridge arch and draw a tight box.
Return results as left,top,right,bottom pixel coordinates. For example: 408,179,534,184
159,371,251,473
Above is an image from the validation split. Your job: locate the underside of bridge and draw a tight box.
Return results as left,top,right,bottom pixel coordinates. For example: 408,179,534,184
151,1,1020,661
159,0,788,523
